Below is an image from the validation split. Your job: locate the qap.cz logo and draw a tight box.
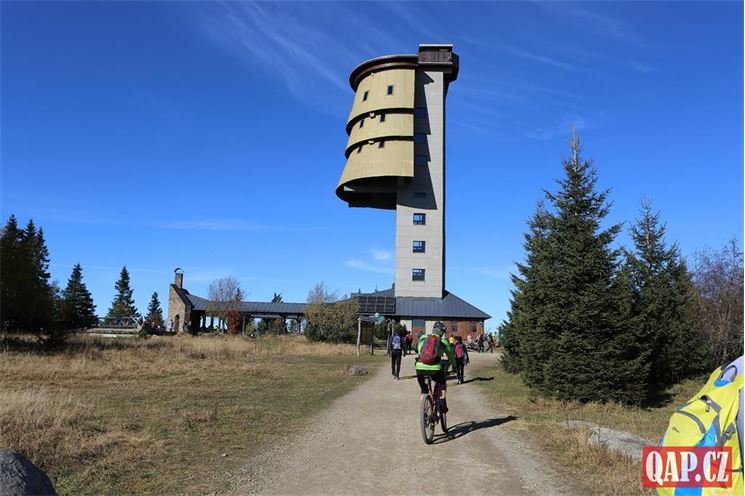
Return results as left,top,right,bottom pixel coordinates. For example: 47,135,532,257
642,447,733,489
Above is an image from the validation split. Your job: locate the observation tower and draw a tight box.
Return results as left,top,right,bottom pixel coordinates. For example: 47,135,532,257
337,44,459,299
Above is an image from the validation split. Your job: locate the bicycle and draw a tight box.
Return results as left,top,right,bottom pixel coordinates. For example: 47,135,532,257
420,375,447,444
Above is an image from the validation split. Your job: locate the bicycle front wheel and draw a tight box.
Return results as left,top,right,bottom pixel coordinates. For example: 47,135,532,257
420,395,435,444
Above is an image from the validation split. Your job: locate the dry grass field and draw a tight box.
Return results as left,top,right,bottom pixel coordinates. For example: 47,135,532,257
0,334,381,495
477,360,703,496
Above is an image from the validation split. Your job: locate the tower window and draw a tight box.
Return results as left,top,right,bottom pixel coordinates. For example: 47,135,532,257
356,145,362,154
412,268,425,281
363,90,369,101
413,240,425,253
413,191,427,198
414,107,427,118
387,85,394,95
413,213,426,225
414,133,427,143
415,155,428,166
359,119,364,129
380,114,386,123
378,141,385,149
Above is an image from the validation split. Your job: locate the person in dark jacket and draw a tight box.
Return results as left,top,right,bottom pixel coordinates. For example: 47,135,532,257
453,336,469,384
390,331,403,379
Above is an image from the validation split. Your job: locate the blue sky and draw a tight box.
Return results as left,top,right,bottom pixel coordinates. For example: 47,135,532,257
2,1,742,329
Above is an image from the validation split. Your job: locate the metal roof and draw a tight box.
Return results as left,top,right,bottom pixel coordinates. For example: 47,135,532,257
185,293,307,316
354,287,491,320
182,286,489,320
396,292,490,319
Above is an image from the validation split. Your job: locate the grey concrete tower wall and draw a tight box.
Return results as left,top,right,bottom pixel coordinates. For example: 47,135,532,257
395,66,446,298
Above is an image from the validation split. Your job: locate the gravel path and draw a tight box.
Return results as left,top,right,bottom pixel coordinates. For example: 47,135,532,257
229,352,575,495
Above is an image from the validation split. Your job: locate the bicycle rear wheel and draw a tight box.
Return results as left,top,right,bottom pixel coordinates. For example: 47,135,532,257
420,395,435,444
440,408,448,434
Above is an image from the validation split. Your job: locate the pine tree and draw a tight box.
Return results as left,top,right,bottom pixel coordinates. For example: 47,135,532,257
61,264,98,329
517,134,647,403
26,222,55,330
625,200,704,398
107,266,140,319
146,292,164,327
0,216,56,333
500,202,554,377
0,215,23,329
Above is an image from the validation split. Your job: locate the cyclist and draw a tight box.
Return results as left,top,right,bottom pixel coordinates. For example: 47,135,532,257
416,321,456,414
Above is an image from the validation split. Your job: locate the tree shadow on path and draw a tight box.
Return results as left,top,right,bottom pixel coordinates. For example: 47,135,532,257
431,416,518,444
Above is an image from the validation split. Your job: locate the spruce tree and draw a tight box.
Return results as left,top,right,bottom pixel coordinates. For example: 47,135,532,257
0,215,23,329
61,264,98,329
146,292,164,327
501,202,554,377
625,200,703,398
0,216,55,332
107,266,140,320
22,221,55,331
525,134,646,402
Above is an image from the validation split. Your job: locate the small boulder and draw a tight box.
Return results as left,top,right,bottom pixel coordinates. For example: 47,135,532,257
560,420,652,461
588,427,651,461
0,450,57,496
347,366,368,376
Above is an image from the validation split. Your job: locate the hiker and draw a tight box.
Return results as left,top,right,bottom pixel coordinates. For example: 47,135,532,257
485,333,493,353
390,330,403,379
453,336,469,384
404,332,413,356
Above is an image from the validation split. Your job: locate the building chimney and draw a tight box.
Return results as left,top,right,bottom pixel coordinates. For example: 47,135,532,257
174,268,183,289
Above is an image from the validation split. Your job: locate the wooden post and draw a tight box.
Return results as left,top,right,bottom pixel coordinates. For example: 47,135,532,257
356,317,361,356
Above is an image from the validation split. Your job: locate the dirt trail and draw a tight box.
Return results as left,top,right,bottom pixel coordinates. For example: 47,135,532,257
230,352,575,496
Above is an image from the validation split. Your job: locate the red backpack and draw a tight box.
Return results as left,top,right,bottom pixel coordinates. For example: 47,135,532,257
454,342,465,359
419,335,441,365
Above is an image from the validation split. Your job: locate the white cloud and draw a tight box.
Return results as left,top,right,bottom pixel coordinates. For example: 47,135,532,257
369,249,392,262
527,115,590,141
492,42,579,72
345,258,394,275
200,1,376,111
